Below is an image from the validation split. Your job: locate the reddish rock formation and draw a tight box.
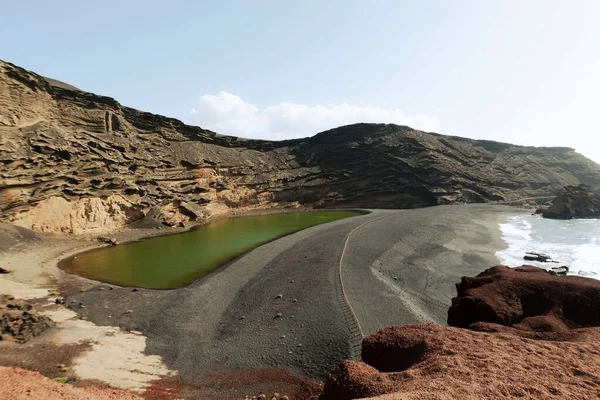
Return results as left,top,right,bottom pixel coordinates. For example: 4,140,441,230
322,266,600,399
448,265,600,335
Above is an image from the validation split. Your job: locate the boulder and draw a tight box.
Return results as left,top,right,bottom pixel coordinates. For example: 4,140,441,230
447,265,600,333
541,184,600,219
97,236,118,245
549,265,569,276
523,252,555,262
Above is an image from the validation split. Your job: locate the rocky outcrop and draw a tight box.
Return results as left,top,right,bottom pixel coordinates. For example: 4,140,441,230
322,323,600,400
1,294,54,343
2,59,600,233
523,251,555,262
10,195,144,234
322,266,600,399
448,265,600,334
541,184,600,219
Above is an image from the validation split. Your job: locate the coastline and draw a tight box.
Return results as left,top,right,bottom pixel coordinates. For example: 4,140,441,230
342,204,526,336
0,206,367,394
496,213,600,278
56,208,369,290
0,204,528,396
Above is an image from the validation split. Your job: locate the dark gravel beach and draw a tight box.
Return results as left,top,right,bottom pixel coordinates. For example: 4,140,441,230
65,204,525,384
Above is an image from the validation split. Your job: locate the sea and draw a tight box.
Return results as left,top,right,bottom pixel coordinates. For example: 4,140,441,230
496,214,600,279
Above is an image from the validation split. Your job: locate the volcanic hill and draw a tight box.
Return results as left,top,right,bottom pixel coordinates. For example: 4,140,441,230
2,59,600,233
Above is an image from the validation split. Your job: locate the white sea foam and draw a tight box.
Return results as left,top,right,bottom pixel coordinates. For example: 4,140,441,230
496,214,600,278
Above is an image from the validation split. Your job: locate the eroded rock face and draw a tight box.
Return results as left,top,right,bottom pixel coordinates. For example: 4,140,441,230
2,59,600,233
322,267,600,399
0,294,54,343
541,184,600,219
448,265,600,333
10,195,143,234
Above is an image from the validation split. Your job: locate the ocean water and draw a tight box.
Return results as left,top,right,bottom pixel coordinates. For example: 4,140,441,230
496,214,600,278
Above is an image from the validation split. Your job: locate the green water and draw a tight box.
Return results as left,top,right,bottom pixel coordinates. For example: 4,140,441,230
60,211,361,289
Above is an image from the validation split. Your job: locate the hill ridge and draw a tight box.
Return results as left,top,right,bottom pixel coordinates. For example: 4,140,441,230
1,59,599,234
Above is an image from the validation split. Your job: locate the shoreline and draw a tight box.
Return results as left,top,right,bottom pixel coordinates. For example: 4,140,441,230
496,213,600,279
0,204,528,395
56,207,369,290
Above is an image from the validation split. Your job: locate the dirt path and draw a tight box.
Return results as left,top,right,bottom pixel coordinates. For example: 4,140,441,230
337,210,405,358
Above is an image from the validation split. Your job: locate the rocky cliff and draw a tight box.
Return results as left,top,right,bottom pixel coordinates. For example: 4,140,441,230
2,60,600,233
541,184,600,219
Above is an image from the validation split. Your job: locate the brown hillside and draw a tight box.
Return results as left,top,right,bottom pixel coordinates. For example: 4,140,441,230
2,60,599,233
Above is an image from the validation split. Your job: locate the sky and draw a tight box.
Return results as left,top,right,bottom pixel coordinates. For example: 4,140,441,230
1,0,600,162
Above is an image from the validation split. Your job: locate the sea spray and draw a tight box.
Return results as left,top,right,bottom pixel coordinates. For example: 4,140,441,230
496,215,600,278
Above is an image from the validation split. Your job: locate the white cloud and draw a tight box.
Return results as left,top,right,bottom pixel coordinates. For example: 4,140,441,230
188,91,439,140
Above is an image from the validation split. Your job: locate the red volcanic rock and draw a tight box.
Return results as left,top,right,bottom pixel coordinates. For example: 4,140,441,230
361,325,439,373
321,360,396,400
322,323,600,400
448,265,600,334
322,266,600,400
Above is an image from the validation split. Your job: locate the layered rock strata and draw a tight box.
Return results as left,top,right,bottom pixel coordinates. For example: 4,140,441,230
2,59,600,233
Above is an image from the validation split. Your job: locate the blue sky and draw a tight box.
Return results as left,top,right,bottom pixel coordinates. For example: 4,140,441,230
2,1,599,162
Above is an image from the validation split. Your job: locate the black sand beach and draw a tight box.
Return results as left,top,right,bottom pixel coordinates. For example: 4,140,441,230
64,204,525,383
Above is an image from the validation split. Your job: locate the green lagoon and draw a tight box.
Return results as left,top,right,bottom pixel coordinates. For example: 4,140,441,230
60,211,361,289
